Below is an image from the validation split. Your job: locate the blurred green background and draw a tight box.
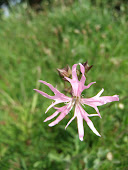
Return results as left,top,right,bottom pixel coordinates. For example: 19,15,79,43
0,0,128,169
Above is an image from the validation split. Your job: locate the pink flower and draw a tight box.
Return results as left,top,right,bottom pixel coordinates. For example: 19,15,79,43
34,63,119,141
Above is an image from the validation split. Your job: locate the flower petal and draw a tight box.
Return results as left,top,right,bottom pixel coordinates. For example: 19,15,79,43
64,77,79,96
48,104,71,127
64,64,79,96
77,116,84,141
88,114,99,117
87,121,101,137
81,89,119,117
75,104,84,141
65,116,76,129
45,101,64,113
83,82,96,90
39,80,71,101
65,64,96,96
34,80,72,112
44,105,68,122
33,89,53,99
44,110,60,122
72,64,78,80
97,95,119,105
82,94,119,107
94,107,101,118
48,112,67,127
78,104,101,137
39,80,60,94
96,88,104,97
79,63,86,84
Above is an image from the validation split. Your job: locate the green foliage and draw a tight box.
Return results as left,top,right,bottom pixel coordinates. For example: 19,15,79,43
0,0,128,169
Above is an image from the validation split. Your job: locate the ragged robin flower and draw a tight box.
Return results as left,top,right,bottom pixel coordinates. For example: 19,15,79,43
34,63,119,141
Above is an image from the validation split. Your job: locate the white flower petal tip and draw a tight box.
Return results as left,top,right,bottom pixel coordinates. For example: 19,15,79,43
91,81,96,84
100,88,104,94
87,122,101,137
79,137,83,141
96,88,104,97
96,132,101,137
99,115,102,119
48,123,54,127
45,108,49,113
78,63,83,67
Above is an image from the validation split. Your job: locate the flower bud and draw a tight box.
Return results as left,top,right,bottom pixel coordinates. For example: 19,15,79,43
57,65,72,80
82,61,93,73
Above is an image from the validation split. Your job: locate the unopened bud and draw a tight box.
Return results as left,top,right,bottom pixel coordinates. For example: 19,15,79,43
82,61,93,73
57,65,72,80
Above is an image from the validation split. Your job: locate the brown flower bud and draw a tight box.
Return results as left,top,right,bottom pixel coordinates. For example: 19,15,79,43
57,65,72,80
82,61,93,73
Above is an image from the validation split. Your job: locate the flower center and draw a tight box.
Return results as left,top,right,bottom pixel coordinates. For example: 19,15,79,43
72,96,81,105
67,96,81,110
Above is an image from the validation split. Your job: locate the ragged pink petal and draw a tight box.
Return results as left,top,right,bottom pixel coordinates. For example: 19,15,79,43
79,63,86,84
44,105,68,122
64,76,79,96
37,80,71,101
48,111,68,126
65,64,94,96
81,91,119,118
79,63,85,74
39,80,70,99
75,104,84,141
65,64,96,96
78,64,96,96
45,102,57,113
48,104,72,127
76,64,86,96
33,89,54,99
44,110,60,122
97,95,119,105
64,64,80,96
45,100,67,113
72,64,78,80
77,104,89,118
82,94,119,107
77,115,84,141
83,82,96,90
34,80,72,113
78,104,101,137
39,80,60,94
